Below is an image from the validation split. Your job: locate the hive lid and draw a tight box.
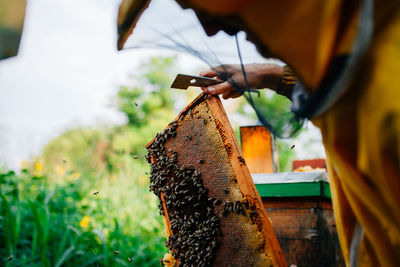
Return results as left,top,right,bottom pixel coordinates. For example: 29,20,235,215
252,171,328,184
253,172,331,199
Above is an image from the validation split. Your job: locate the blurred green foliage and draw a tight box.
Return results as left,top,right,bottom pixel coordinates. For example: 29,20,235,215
117,57,176,126
0,166,165,267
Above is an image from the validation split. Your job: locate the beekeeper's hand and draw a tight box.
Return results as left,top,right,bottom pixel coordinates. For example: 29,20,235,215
199,63,283,99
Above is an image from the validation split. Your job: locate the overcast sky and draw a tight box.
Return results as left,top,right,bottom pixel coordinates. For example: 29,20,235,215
0,0,324,169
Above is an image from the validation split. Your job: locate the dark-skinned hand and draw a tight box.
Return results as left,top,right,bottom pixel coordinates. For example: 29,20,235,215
199,63,283,99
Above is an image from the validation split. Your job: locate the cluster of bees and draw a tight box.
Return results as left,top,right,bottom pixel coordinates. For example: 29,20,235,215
146,106,268,266
222,200,250,217
146,119,221,266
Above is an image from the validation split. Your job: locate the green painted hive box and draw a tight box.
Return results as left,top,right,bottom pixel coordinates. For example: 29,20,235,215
252,171,345,267
253,171,331,198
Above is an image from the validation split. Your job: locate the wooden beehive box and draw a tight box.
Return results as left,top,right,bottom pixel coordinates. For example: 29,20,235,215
253,172,345,267
146,92,286,266
240,125,278,173
239,126,345,266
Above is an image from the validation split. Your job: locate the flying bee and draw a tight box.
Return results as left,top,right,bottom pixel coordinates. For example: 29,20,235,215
7,256,12,261
113,251,120,255
133,155,139,159
134,102,138,107
128,257,133,262
291,144,295,150
93,191,99,196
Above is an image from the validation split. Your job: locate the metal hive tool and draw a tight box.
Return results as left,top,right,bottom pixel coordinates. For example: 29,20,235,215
146,92,286,267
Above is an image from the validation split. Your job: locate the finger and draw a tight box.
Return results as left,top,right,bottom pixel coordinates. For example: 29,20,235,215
222,88,243,99
222,90,236,100
199,69,217,78
206,81,233,95
199,65,227,78
211,65,231,79
231,91,242,98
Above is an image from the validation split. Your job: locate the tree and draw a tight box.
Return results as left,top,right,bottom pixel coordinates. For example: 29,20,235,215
117,56,177,126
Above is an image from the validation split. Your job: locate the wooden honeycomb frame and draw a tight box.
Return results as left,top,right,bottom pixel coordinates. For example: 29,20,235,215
146,92,286,266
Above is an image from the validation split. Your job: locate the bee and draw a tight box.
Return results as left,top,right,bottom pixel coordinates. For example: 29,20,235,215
62,159,67,163
213,199,221,205
168,120,177,126
203,119,207,125
223,189,229,194
238,156,246,165
113,251,120,255
128,257,133,262
7,256,12,261
290,144,295,150
198,159,205,164
134,102,138,107
93,191,99,196
133,155,139,159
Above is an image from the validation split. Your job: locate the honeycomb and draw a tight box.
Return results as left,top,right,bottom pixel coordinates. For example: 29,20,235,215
146,93,286,266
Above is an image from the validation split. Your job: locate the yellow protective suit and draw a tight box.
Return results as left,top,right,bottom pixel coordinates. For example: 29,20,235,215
312,2,400,264
117,0,400,265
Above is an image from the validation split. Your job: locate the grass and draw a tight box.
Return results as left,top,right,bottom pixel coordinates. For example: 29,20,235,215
0,163,166,266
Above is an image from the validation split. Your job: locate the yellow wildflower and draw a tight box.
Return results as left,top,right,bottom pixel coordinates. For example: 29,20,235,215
80,216,90,228
55,165,65,175
71,172,81,180
35,162,43,171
